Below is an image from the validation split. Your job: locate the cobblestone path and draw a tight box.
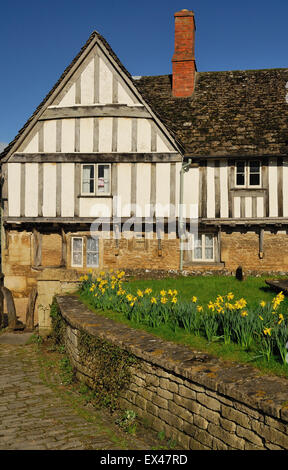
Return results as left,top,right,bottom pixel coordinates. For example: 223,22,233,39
0,341,157,450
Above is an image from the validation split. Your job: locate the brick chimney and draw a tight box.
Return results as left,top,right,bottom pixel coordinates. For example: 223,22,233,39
172,9,196,97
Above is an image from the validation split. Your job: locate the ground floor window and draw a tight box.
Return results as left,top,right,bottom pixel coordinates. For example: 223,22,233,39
192,233,215,261
71,236,99,268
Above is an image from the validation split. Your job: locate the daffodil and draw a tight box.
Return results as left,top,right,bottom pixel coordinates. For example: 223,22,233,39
171,297,177,304
259,315,264,321
241,310,248,317
260,301,266,308
197,306,203,312
145,288,152,295
278,313,284,325
263,327,272,336
161,297,168,304
137,289,144,297
192,296,197,303
160,290,166,297
151,297,157,304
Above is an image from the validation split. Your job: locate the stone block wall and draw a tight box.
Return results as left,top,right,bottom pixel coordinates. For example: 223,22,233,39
57,295,288,451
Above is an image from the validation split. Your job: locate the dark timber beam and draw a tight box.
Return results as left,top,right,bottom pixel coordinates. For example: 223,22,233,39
10,153,182,163
39,105,151,120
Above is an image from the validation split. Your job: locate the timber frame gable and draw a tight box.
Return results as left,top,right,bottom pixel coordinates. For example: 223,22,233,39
1,31,183,163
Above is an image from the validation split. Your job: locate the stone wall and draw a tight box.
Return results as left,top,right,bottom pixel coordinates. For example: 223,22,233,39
56,295,288,451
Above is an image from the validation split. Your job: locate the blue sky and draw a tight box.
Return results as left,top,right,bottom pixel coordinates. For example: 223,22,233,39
0,0,287,144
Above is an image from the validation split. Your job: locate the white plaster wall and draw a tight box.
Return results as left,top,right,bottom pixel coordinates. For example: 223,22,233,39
79,118,94,152
268,158,278,217
23,133,39,153
155,163,170,217
117,163,131,217
234,197,241,218
206,162,215,219
61,164,75,217
98,118,112,152
58,83,76,107
183,168,199,219
245,197,252,218
43,121,56,152
118,81,134,105
81,58,94,104
257,197,264,218
61,119,75,152
137,119,151,152
25,163,38,217
117,118,132,152
42,163,56,217
99,56,113,104
79,198,112,217
136,163,151,217
220,160,229,218
8,163,21,217
156,134,170,152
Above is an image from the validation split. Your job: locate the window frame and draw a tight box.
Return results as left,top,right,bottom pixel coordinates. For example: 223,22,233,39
71,236,100,268
192,233,215,262
86,237,100,268
71,237,84,268
81,163,111,196
235,160,261,188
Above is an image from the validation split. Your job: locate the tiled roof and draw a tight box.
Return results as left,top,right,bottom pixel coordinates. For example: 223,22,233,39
1,29,288,160
134,69,288,157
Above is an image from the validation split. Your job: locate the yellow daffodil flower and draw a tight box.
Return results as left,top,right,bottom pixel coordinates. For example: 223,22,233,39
260,301,266,308
192,296,197,303
278,314,284,325
145,288,152,295
151,297,157,304
263,327,272,336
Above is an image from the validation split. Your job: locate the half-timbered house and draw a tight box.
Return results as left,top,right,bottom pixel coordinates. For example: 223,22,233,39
1,9,288,332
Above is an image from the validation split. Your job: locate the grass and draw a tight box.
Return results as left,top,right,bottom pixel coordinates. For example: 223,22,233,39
125,275,288,308
77,290,288,380
76,273,288,379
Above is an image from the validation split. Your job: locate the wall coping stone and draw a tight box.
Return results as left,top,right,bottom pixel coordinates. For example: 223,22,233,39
56,295,288,423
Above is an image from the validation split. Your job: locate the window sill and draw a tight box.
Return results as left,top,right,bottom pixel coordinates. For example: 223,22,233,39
231,187,266,191
78,194,113,198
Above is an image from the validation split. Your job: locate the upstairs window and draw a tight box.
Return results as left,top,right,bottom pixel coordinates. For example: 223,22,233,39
81,164,111,195
235,160,261,187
